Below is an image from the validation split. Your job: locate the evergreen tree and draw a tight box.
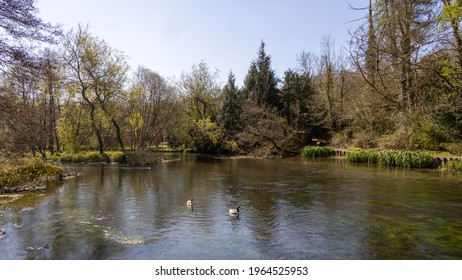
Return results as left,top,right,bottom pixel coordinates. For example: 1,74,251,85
243,41,280,108
220,71,242,134
280,69,314,131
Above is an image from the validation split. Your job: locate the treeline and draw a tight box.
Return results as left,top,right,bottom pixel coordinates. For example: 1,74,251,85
2,0,462,158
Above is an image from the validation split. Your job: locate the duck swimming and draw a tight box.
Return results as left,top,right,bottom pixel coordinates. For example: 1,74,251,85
229,206,240,216
187,198,194,207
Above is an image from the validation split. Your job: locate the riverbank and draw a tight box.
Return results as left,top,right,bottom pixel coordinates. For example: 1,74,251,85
0,157,76,193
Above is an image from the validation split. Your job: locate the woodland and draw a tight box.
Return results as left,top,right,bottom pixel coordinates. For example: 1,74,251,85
2,0,462,159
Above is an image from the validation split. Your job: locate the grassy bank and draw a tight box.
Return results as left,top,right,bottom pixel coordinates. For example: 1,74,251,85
51,151,126,163
51,150,165,166
1,157,64,193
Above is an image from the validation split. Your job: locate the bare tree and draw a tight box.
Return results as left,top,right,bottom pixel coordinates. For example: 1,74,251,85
0,0,59,70
128,66,177,149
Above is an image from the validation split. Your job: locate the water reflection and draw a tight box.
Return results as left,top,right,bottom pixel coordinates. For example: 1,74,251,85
1,155,462,259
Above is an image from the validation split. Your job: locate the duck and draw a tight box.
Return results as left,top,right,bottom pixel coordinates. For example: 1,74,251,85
187,198,194,207
229,206,240,216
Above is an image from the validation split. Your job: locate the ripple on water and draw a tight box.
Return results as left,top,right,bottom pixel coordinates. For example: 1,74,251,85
103,228,145,245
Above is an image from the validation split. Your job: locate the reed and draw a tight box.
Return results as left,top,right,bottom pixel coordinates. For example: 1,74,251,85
345,149,436,168
439,160,462,173
300,146,335,158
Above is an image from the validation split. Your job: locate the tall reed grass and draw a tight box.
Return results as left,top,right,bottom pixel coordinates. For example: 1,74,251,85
300,146,335,158
439,160,462,173
345,149,436,168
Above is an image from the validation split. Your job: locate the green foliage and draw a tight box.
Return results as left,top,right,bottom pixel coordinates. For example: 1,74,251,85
439,160,462,173
243,41,280,108
345,149,436,168
410,122,448,151
220,72,243,134
280,69,314,130
1,158,63,191
344,149,379,164
189,118,238,155
300,146,335,158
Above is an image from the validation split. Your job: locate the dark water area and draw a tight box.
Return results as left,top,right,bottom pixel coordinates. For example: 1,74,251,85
1,155,461,259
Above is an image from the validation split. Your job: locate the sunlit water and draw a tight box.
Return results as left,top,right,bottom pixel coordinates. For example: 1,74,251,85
1,155,462,259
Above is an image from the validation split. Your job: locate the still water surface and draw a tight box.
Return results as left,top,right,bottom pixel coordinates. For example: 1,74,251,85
1,155,462,259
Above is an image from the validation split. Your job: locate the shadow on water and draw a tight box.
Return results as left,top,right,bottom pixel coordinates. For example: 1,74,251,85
1,155,462,259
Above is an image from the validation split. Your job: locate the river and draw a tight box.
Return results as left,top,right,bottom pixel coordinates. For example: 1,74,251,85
1,155,461,259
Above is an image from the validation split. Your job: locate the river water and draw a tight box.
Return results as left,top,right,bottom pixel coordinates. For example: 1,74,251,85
1,155,461,259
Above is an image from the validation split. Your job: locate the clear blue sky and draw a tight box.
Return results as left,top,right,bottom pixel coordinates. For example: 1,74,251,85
36,0,369,85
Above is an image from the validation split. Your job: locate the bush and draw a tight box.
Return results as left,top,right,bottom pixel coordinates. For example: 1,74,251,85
410,123,448,151
300,146,335,158
189,118,238,155
124,150,160,166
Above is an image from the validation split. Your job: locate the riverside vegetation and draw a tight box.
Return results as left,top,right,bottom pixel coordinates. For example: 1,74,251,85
300,145,462,172
1,0,462,190
0,157,64,193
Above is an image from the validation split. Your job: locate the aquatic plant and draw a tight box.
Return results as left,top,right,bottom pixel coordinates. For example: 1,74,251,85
345,149,436,168
439,160,462,173
300,146,335,158
344,149,378,164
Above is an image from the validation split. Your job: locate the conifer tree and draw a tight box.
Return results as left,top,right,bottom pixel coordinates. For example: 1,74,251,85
243,41,280,108
220,71,242,134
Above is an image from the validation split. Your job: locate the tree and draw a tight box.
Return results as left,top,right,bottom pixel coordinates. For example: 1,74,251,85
243,41,280,109
280,69,314,133
348,0,440,148
128,66,177,149
0,0,59,70
219,71,243,134
61,25,128,154
39,48,62,154
179,61,220,121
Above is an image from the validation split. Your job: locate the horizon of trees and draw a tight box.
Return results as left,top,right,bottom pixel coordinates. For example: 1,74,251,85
2,0,462,158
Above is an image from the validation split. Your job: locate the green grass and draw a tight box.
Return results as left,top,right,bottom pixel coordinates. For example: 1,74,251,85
345,149,436,168
300,146,335,158
52,151,126,163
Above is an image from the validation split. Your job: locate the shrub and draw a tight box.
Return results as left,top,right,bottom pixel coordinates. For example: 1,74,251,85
300,146,335,158
410,122,448,151
124,150,160,166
